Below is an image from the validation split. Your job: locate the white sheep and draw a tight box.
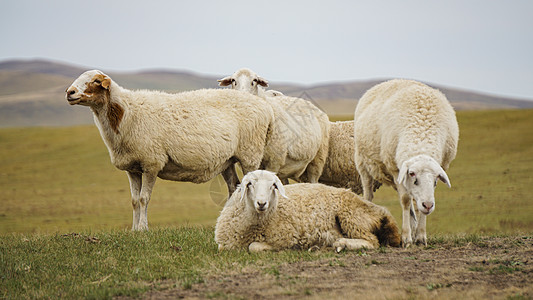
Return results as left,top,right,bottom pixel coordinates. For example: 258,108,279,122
218,68,284,98
220,68,376,194
353,79,459,247
215,170,401,252
66,70,275,231
320,120,381,194
219,68,330,183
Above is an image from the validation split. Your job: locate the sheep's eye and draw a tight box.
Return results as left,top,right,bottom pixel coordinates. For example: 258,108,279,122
94,79,101,84
252,79,257,86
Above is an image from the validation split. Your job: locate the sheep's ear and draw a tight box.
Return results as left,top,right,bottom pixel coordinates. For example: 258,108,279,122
218,76,233,87
256,77,269,87
273,176,288,199
239,178,251,203
397,161,409,187
101,76,111,90
93,74,111,90
438,170,452,188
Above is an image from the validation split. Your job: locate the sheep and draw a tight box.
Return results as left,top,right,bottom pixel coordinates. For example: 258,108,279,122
218,68,284,98
219,68,330,184
214,170,401,252
353,79,459,247
65,70,275,231
320,120,381,194
219,68,378,194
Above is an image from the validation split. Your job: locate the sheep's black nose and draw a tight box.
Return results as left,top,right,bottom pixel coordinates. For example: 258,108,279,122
258,202,266,209
68,90,76,95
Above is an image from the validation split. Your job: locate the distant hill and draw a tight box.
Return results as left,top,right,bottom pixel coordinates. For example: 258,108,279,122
1,59,532,127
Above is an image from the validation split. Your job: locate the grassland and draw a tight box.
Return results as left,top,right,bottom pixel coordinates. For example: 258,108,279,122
1,109,532,299
1,109,532,235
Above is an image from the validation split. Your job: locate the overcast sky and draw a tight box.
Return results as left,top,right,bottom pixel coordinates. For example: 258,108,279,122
1,0,532,99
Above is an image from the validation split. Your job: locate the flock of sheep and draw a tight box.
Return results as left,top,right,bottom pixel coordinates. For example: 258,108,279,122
65,67,458,250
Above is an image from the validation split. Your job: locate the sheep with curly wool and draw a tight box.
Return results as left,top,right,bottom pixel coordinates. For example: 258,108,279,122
66,70,275,231
215,170,401,252
219,68,377,193
353,79,459,247
219,68,330,183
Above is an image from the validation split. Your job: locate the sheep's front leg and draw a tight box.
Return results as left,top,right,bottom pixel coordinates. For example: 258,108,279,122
414,213,427,246
249,242,273,252
137,172,157,231
127,171,142,231
333,238,376,252
398,186,413,248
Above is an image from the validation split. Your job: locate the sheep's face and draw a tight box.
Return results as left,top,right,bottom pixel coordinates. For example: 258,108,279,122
66,70,111,107
218,68,268,96
239,170,287,214
397,155,451,215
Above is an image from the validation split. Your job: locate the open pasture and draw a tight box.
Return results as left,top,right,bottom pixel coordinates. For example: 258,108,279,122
1,109,532,299
1,109,532,234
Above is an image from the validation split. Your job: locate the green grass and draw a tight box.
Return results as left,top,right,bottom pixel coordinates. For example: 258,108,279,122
0,227,336,299
1,109,532,235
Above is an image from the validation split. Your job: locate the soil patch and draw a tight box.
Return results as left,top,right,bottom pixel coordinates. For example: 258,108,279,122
119,236,532,299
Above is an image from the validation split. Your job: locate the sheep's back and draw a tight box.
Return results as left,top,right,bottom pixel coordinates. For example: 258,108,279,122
354,79,458,175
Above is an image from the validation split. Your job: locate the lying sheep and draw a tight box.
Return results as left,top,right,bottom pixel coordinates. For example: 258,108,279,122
215,170,401,252
220,68,377,193
219,68,330,183
66,70,274,231
353,79,459,247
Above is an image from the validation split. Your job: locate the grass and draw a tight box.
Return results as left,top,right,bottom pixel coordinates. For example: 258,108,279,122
0,109,532,297
0,109,532,235
0,227,335,299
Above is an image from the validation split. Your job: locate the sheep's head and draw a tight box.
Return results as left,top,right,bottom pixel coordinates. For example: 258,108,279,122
218,68,268,96
397,155,451,215
66,70,111,107
239,170,287,214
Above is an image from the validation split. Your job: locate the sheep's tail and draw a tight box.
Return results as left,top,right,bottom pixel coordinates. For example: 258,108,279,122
375,212,401,247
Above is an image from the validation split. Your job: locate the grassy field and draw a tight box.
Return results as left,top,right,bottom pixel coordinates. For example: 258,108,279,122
1,109,532,299
1,109,532,235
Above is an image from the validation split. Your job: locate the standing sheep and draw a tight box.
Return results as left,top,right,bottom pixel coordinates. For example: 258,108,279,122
219,68,377,194
320,120,381,194
215,170,401,252
66,70,275,231
219,68,330,183
353,79,459,247
218,68,284,98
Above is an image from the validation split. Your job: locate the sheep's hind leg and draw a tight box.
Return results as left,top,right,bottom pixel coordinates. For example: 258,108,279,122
358,167,374,202
222,164,240,197
137,172,157,231
127,171,142,231
333,238,376,252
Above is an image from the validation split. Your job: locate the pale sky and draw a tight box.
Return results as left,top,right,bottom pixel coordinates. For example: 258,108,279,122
1,0,532,99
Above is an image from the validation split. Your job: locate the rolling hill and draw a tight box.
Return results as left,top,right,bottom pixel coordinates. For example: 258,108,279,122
1,58,532,127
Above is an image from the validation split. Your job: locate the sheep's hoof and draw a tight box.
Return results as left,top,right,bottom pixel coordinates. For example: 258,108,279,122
333,241,346,253
401,237,412,248
308,245,320,252
414,236,427,247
